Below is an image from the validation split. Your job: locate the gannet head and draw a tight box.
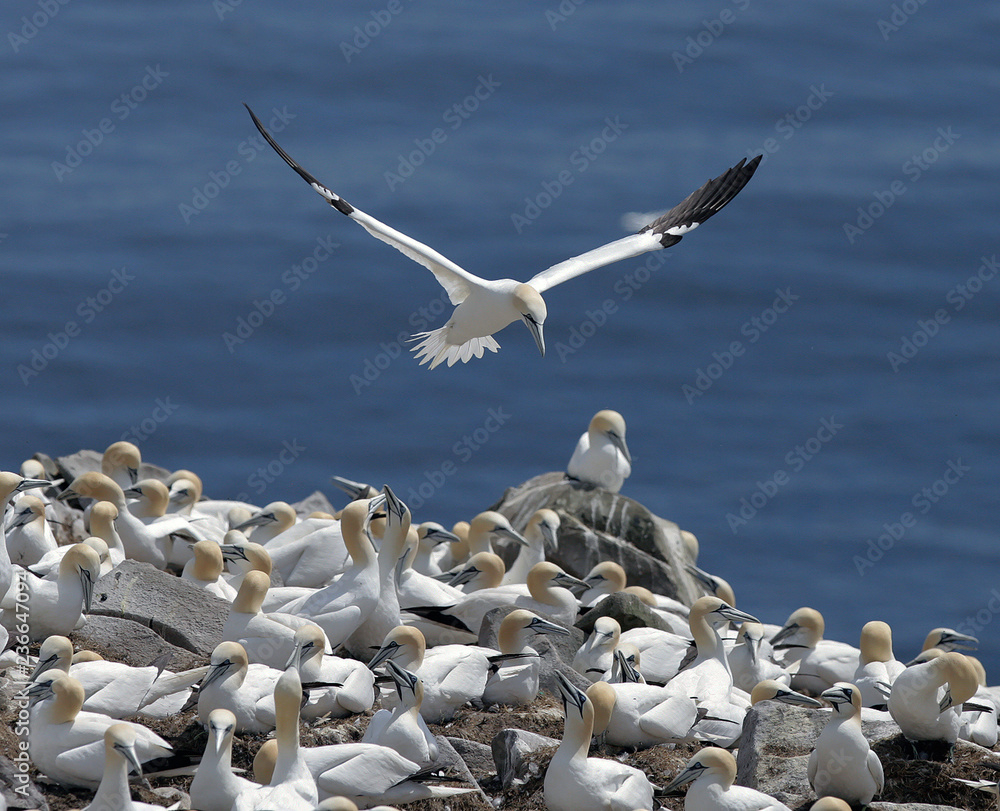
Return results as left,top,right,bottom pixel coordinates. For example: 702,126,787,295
288,624,326,670
208,708,237,756
204,641,249,689
498,609,569,653
582,561,627,595
448,551,506,590
610,645,642,684
685,563,736,606
167,477,201,508
623,585,657,607
191,540,225,580
368,625,426,670
923,627,979,653
821,682,862,715
859,620,894,665
0,471,52,503
416,522,460,548
809,797,855,811
586,681,616,737
691,595,758,628
750,679,822,708
384,659,422,706
589,410,631,465
937,652,981,712
232,501,295,533
554,669,589,718
664,746,737,792
8,495,45,530
591,616,622,647
31,635,74,681
61,544,100,612
513,283,547,357
679,529,700,563
315,799,360,811
59,472,123,507
101,441,141,486
526,509,560,552
106,724,144,776
526,561,588,604
469,511,530,551
233,570,270,614
124,478,171,517
771,606,824,649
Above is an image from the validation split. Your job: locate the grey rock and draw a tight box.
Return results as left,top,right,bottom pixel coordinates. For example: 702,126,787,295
446,736,495,782
489,472,701,604
432,735,490,806
150,787,191,809
576,591,675,635
0,753,49,811
869,804,965,811
70,614,205,670
291,490,338,517
491,728,559,789
90,559,229,656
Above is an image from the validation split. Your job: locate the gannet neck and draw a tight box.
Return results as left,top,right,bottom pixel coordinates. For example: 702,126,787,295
272,667,303,777
558,691,594,761
860,620,894,664
233,570,270,614
340,499,375,567
526,562,576,606
89,501,124,552
191,540,225,581
93,724,143,811
585,681,616,737
48,674,85,724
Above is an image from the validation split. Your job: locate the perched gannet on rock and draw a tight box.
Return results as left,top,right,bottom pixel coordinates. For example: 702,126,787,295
1,543,99,641
248,104,761,368
770,607,860,694
852,620,906,709
189,709,257,811
501,509,559,586
362,660,438,767
4,495,56,566
888,649,984,759
572,616,621,683
181,539,238,600
545,670,656,811
27,674,173,789
81,724,176,811
808,683,884,806
664,747,792,810
483,609,569,706
566,410,631,492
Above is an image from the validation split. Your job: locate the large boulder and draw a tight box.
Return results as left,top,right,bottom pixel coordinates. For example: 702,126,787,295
489,472,700,604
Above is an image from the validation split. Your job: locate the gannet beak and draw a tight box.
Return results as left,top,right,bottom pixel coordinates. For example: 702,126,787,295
29,654,59,682
212,723,228,756
496,525,530,548
553,571,589,590
218,544,249,562
201,660,234,689
117,741,144,777
554,670,586,714
233,512,275,531
774,687,823,708
16,478,51,493
127,467,139,486
447,565,481,588
80,567,95,613
940,631,979,651
122,486,143,499
939,688,955,713
381,485,407,524
820,686,852,712
56,487,77,502
26,679,55,707
8,507,34,530
606,430,631,466
685,563,719,592
715,605,759,625
770,622,800,646
330,475,371,500
614,649,641,683
385,659,418,699
663,762,707,792
522,314,545,357
285,643,304,671
424,526,460,545
539,521,559,553
395,550,410,581
529,616,570,637
367,641,399,670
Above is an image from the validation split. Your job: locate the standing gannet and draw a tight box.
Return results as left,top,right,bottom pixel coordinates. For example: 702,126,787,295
852,620,905,709
769,607,860,694
573,616,622,683
189,709,258,811
233,501,298,545
181,540,238,601
483,610,569,706
362,660,438,767
664,747,792,810
368,625,489,723
27,674,173,789
566,410,631,492
247,104,761,368
728,622,790,694
82,724,174,811
808,683,884,805
576,561,628,607
502,509,559,586
1,544,99,641
232,665,318,811
4,495,56,566
545,670,656,811
888,650,983,759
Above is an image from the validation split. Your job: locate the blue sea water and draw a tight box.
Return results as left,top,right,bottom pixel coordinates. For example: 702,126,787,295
2,2,999,675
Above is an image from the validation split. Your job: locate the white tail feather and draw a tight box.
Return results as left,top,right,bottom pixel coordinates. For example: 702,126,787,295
409,327,500,369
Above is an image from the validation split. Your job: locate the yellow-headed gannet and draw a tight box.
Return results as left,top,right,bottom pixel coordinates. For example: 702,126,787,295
664,747,792,810
957,655,998,748
566,410,631,492
808,683,883,805
622,585,691,635
1,471,52,597
219,532,270,590
577,560,628,608
573,616,621,683
5,494,56,566
101,441,140,489
852,620,905,709
686,563,737,607
912,627,979,661
247,104,761,368
410,521,460,576
164,469,203,513
501,509,559,586
362,660,438,767
728,621,790,694
545,670,656,811
769,607,860,694
232,501,297,545
482,609,569,706
81,724,174,811
191,640,282,733
181,539,238,601
189,708,258,811
27,674,172,789
435,510,529,581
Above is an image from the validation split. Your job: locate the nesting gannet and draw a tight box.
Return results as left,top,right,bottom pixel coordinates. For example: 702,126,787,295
82,724,174,811
888,649,983,758
1,543,99,641
189,709,258,811
664,747,792,810
368,625,489,722
191,641,282,732
573,616,622,683
409,522,460,575
30,635,189,718
232,665,318,811
1,471,51,597
233,501,297,545
123,478,175,522
395,526,467,609
616,624,694,685
728,622,790,694
362,660,438,767
576,560,628,608
958,656,998,748
181,539,238,601
770,607,860,694
4,495,56,566
566,410,631,492
436,510,529,581
28,674,173,788
808,683,883,805
852,620,905,709
247,104,760,368
545,670,656,811
501,509,559,587
482,609,569,706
